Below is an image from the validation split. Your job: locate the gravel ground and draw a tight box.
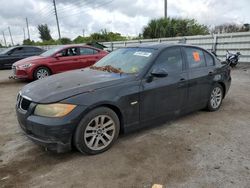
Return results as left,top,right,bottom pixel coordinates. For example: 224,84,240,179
0,66,250,188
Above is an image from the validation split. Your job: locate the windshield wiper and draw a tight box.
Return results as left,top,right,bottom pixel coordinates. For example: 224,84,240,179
90,65,124,74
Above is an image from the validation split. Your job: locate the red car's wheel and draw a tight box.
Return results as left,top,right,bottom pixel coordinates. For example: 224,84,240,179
33,67,51,80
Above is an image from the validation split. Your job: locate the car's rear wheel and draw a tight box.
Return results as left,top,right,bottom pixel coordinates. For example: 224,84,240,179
207,83,223,111
34,67,51,80
74,107,120,155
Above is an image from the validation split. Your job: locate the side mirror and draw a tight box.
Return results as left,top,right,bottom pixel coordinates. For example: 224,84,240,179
151,68,168,78
54,53,62,58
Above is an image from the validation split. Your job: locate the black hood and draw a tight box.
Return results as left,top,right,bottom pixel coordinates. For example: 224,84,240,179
20,69,132,103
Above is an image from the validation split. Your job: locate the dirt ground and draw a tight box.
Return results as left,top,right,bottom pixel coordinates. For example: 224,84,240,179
0,66,250,188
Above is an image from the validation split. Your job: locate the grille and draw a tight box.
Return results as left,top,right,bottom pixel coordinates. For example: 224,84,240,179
17,94,32,111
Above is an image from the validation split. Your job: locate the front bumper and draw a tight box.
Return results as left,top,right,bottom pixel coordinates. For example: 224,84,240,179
16,101,87,153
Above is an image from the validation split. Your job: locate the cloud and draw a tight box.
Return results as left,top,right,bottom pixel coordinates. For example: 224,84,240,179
0,0,249,45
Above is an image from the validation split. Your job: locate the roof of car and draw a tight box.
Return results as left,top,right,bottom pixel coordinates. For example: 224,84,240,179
132,43,204,50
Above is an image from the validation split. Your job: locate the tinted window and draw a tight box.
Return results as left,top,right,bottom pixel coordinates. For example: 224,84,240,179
80,48,98,55
204,52,214,66
61,47,78,57
184,47,205,69
154,47,183,72
11,47,25,55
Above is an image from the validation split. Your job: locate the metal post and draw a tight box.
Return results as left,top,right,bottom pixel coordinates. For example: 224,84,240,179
164,0,167,18
23,28,26,41
8,27,14,46
26,18,30,40
53,0,61,40
2,31,7,47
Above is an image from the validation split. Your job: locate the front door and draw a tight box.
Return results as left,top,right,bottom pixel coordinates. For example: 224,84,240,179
140,47,188,123
51,47,80,73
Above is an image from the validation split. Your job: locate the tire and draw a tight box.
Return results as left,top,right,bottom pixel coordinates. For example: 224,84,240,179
33,67,51,80
207,83,224,111
74,107,120,155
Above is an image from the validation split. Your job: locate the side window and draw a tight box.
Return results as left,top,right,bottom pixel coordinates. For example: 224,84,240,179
80,48,98,55
61,47,78,57
204,52,214,66
11,47,25,55
154,47,183,72
184,47,206,69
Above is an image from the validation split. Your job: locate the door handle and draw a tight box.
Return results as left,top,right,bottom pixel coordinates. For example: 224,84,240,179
208,71,213,75
178,78,186,88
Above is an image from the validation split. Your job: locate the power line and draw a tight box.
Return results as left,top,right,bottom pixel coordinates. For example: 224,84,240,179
58,0,114,19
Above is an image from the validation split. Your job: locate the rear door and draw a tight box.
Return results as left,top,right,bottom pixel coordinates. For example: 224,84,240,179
50,47,81,73
183,47,214,110
140,46,188,123
22,47,43,57
78,47,102,68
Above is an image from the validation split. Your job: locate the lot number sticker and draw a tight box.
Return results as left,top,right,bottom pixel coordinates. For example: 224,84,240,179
193,52,200,62
134,51,152,57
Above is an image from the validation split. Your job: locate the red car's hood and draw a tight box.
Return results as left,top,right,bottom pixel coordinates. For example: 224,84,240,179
13,56,47,66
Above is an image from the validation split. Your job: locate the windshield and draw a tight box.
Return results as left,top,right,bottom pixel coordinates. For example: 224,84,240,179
0,47,14,55
40,46,64,57
92,48,155,74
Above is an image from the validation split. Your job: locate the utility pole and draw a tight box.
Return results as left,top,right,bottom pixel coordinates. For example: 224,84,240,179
26,17,30,40
82,29,85,37
2,31,7,47
164,0,167,18
53,0,61,40
23,28,26,41
8,27,14,46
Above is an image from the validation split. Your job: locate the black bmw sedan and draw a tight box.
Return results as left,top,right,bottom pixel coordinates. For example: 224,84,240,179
0,46,44,69
16,44,231,154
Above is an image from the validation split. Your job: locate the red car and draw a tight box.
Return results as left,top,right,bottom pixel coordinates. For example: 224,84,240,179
12,45,108,80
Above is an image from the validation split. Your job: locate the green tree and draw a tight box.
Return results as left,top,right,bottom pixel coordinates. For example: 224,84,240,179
212,23,250,34
142,18,209,38
37,24,53,41
60,37,72,44
23,39,35,45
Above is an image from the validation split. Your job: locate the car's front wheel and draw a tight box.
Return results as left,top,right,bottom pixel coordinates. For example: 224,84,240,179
207,83,223,111
74,107,120,155
34,67,51,80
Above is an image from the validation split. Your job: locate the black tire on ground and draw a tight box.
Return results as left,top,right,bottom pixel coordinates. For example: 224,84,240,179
207,83,224,112
74,107,120,155
33,66,51,80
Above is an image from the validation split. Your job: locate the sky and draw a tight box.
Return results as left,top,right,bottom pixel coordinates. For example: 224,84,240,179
0,0,249,45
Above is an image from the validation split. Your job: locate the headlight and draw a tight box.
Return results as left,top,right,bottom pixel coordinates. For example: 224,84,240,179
34,103,76,117
18,64,34,69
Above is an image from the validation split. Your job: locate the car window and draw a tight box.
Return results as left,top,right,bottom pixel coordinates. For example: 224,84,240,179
204,51,214,66
184,47,206,69
80,48,98,55
61,47,78,57
153,47,183,72
11,47,25,55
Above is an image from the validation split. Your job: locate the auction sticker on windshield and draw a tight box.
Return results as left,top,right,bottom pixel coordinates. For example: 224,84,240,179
133,51,152,57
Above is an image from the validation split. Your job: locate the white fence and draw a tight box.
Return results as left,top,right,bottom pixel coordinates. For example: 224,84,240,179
101,32,250,63
1,32,250,63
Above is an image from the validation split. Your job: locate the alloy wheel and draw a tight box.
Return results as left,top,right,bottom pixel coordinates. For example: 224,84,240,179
36,69,49,79
210,87,222,109
84,115,116,151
